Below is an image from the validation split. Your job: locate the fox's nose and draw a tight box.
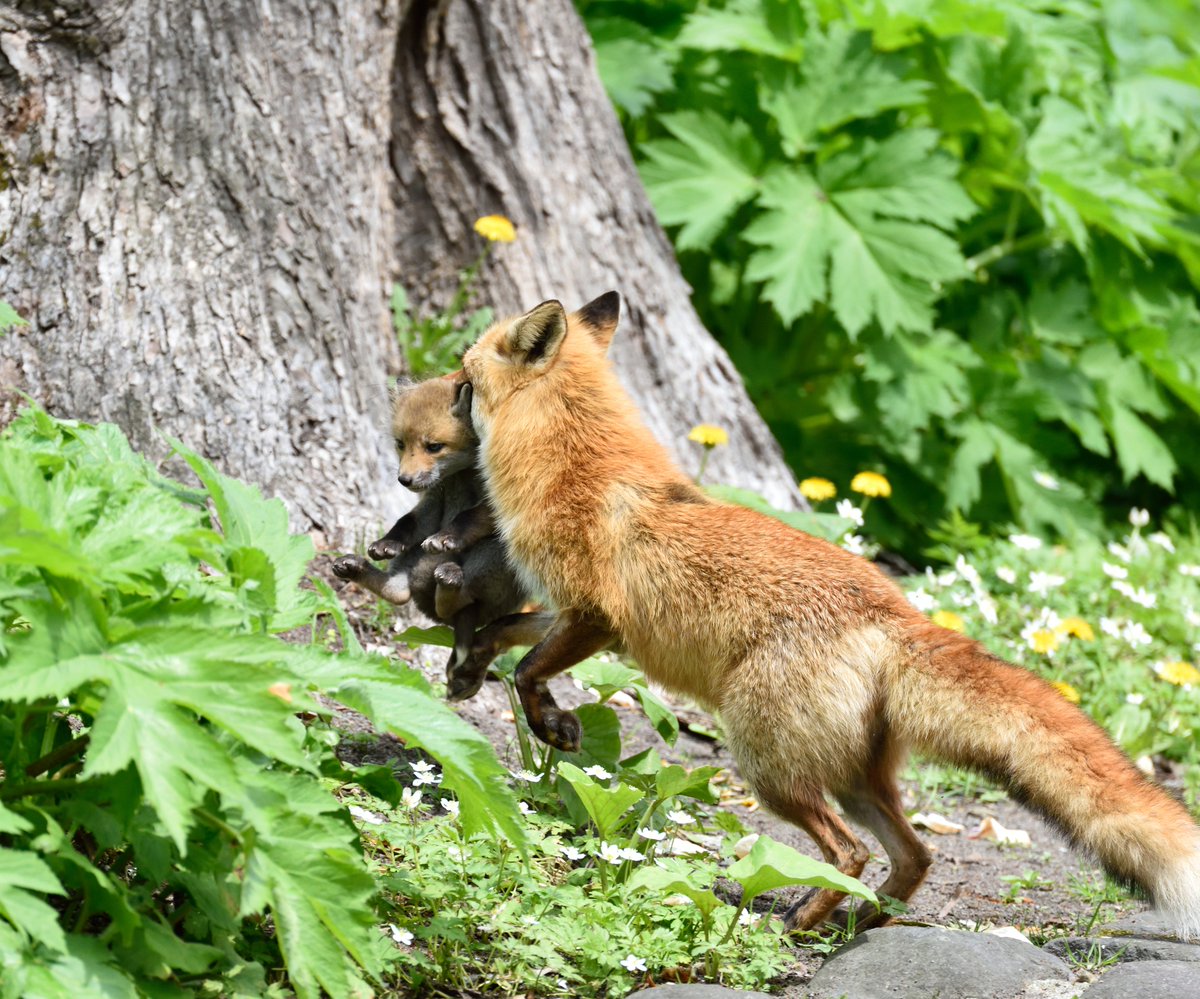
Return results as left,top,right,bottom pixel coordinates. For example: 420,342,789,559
398,473,414,489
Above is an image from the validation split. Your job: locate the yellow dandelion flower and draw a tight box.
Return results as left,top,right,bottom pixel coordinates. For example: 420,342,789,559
688,424,729,448
932,610,965,633
1157,661,1200,686
799,477,836,502
1050,680,1081,704
1030,629,1061,655
851,471,892,498
473,214,517,243
1055,617,1095,642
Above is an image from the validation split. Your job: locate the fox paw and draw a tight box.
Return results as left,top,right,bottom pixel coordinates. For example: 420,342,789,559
367,538,403,561
538,708,582,753
433,562,464,589
422,531,463,554
446,659,488,702
331,554,370,580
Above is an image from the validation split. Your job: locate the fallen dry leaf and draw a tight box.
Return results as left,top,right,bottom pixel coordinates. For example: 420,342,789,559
969,816,1032,847
733,833,759,859
910,812,964,835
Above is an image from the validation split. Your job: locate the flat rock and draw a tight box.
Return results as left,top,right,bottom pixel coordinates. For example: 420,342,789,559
633,987,771,998
1042,934,1200,964
806,926,1070,999
1085,960,1200,998
1102,908,1190,940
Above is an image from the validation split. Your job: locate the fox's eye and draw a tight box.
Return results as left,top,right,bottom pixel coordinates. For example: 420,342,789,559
425,442,445,454
395,440,405,452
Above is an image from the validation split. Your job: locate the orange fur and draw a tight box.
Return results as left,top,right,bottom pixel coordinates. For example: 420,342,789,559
461,293,1200,937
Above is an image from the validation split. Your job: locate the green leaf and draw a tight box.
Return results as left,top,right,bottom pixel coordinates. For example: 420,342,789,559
555,762,644,842
588,18,677,117
677,0,805,60
640,111,762,250
705,485,852,542
655,764,721,805
0,299,27,334
726,834,876,909
0,847,67,953
395,624,454,648
627,861,727,920
1106,402,1176,490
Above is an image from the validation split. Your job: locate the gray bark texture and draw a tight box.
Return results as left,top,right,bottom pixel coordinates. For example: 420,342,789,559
0,0,801,544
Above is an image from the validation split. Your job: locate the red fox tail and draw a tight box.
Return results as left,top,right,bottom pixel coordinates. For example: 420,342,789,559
897,622,1200,940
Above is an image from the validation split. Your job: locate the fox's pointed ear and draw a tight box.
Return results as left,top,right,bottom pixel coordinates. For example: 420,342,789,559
572,291,621,353
505,300,568,365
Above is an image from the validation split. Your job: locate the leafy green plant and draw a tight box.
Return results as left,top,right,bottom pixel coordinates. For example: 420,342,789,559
580,0,1200,556
0,299,26,336
0,406,521,996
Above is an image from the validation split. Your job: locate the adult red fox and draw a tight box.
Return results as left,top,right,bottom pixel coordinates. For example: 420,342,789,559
460,291,1200,936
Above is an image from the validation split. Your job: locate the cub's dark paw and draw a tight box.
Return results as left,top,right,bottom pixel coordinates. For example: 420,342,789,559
446,660,488,702
367,538,402,561
433,562,464,589
331,554,370,580
422,531,463,554
539,708,582,753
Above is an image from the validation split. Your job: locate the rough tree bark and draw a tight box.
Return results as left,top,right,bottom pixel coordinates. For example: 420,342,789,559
392,0,803,508
0,0,801,541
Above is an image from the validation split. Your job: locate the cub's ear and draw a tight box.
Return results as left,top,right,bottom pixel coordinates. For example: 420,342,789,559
572,291,621,353
450,380,473,420
504,300,568,366
389,374,416,403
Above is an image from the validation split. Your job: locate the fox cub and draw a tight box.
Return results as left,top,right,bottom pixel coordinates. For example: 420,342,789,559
331,375,528,699
460,290,1200,939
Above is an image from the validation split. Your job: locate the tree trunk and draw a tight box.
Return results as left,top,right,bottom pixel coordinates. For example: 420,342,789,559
0,0,400,538
392,0,802,509
1,0,801,542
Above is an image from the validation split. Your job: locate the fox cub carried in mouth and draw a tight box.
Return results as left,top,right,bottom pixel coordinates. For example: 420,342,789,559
460,290,1200,938
332,375,528,699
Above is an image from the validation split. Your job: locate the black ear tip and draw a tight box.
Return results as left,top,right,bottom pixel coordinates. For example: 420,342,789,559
578,291,621,326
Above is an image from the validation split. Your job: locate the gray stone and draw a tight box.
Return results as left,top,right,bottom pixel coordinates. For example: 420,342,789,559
634,987,772,998
1042,935,1200,964
1085,960,1200,999
1103,909,1191,940
806,926,1071,999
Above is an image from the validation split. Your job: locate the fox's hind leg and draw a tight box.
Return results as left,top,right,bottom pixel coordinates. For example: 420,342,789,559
836,738,932,930
757,782,871,932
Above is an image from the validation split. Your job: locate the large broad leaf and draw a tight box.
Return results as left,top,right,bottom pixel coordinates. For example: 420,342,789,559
570,658,679,745
627,861,727,921
745,131,974,334
676,0,805,60
0,848,68,953
588,17,677,117
555,762,644,842
726,835,876,909
655,764,721,806
640,111,762,250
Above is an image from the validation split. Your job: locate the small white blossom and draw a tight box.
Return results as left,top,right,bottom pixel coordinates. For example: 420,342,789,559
976,594,999,626
1028,571,1066,596
841,534,867,556
347,804,385,826
620,955,647,973
1129,508,1150,528
836,499,865,527
411,760,442,786
666,809,696,826
1122,622,1152,649
598,842,624,865
739,910,762,926
521,914,539,926
955,555,982,587
1125,693,1145,706
951,590,975,608
1100,617,1122,638
560,845,584,861
908,588,936,612
511,769,542,783
637,827,666,841
401,787,423,810
582,765,613,781
388,924,414,946
447,844,470,862
1112,580,1157,608
518,801,537,816
1148,531,1175,553
1033,471,1060,491
1009,533,1042,551
1167,715,1181,733
1179,564,1200,577
441,799,460,818
925,567,957,589
1186,607,1200,629
1107,541,1132,563
618,847,646,862
996,566,1017,585
1101,562,1129,580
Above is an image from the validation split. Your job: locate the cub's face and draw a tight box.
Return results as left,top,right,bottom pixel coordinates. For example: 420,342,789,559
390,376,475,491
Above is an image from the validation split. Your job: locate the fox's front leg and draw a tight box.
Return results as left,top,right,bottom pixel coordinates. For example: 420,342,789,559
514,611,615,752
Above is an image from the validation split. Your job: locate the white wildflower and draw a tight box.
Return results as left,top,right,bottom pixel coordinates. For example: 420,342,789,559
618,847,646,862
1179,564,1200,577
955,555,982,587
1129,508,1150,528
976,593,999,626
1101,562,1128,580
560,844,584,861
1112,581,1156,608
598,842,623,865
1122,622,1152,649
411,760,442,786
739,910,762,926
582,765,613,781
401,786,423,810
441,799,460,818
951,590,975,608
841,534,867,555
347,804,385,826
518,801,536,816
620,955,647,973
446,844,469,862
1028,571,1066,596
666,809,696,826
1125,693,1145,706
521,914,539,926
1033,471,1060,491
1107,541,1132,563
836,499,865,527
1009,533,1043,551
996,566,1017,585
908,588,936,612
388,924,414,946
1148,532,1175,554
1100,617,1122,638
637,827,666,841
511,768,542,783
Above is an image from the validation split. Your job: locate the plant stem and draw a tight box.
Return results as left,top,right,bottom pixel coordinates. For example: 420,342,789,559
965,231,1051,272
25,733,90,778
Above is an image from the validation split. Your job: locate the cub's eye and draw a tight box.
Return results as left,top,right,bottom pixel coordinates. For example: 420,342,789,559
394,440,405,452
425,442,445,454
